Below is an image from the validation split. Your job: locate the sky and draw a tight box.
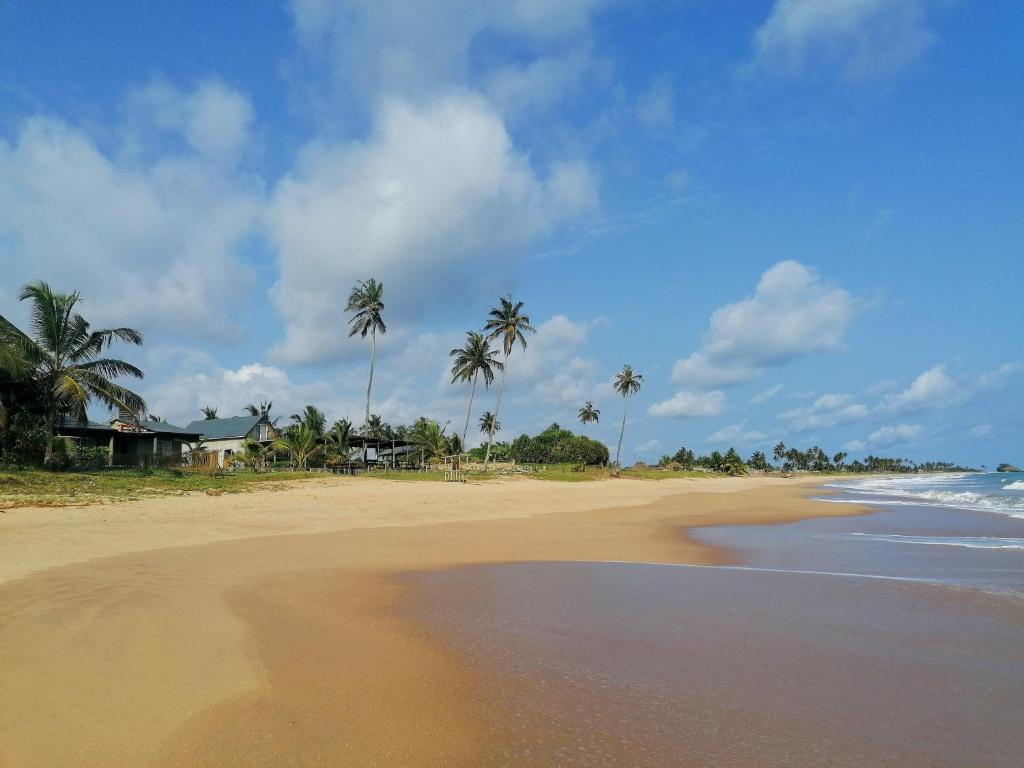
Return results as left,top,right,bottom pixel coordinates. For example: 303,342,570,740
0,0,1021,466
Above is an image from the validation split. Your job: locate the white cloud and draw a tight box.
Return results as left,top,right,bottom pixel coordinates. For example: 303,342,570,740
289,0,610,104
266,94,598,364
754,0,937,79
485,46,600,117
978,362,1023,390
969,424,992,439
879,364,963,413
750,384,784,404
0,88,262,337
648,390,725,419
778,392,870,431
634,439,662,453
672,260,854,388
705,423,768,446
123,78,255,166
844,423,922,452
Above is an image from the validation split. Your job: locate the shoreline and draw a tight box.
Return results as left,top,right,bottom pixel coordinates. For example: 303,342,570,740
0,476,871,767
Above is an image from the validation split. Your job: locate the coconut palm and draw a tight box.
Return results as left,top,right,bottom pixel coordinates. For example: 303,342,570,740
201,406,219,420
324,419,353,465
363,414,391,440
245,401,273,417
449,331,504,448
0,319,30,435
478,411,500,448
409,417,448,462
272,423,322,471
290,405,327,437
578,401,600,428
612,364,643,468
482,295,534,469
346,278,386,427
13,282,145,464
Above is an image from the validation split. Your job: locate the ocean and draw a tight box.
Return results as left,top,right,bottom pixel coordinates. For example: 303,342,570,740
408,474,1024,767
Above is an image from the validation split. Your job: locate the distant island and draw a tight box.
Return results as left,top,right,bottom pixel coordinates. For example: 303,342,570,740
997,463,1020,472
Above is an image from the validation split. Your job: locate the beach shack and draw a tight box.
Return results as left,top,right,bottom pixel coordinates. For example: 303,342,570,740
56,415,202,467
185,414,276,467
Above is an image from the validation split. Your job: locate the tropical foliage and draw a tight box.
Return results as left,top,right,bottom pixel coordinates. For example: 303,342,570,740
612,364,643,468
482,295,534,469
449,331,503,447
507,423,609,466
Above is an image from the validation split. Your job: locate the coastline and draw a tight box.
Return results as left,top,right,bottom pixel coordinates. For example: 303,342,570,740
0,476,870,766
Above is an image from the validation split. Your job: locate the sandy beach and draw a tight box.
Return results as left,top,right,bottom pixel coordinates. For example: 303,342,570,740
0,475,858,767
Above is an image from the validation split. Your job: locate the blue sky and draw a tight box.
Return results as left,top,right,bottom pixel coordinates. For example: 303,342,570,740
1,0,1021,466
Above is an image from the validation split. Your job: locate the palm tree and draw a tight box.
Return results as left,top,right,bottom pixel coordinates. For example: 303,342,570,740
578,401,600,428
244,400,273,417
479,411,500,451
272,423,322,471
0,318,30,436
773,441,786,464
201,406,219,420
409,417,448,463
612,364,643,468
324,419,353,465
449,331,504,448
290,405,327,437
346,278,386,427
363,414,390,440
14,282,145,464
482,295,535,469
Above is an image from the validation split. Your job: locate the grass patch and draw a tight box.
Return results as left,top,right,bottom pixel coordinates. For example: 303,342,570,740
0,468,322,510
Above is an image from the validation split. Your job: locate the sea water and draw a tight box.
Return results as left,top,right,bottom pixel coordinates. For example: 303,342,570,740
408,475,1024,767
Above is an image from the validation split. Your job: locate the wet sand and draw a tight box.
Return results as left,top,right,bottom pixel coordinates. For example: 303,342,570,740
0,475,844,767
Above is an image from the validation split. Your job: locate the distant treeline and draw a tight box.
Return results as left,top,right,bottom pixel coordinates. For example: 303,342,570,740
655,442,978,475
467,423,609,466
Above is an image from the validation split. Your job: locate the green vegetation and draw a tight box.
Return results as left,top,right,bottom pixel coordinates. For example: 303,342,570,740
997,463,1020,473
500,423,609,466
612,364,643,468
0,468,319,510
449,331,503,448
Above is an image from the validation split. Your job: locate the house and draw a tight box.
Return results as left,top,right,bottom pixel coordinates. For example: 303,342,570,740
56,416,202,467
185,415,276,467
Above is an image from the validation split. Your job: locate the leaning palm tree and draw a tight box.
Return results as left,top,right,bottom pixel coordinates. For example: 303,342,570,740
612,364,643,468
449,331,504,448
482,295,535,469
201,406,219,420
346,278,386,427
478,410,500,451
13,282,145,464
272,423,322,471
578,401,600,428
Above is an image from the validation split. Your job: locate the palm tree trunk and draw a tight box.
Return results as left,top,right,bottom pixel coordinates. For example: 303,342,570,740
43,402,57,465
483,354,508,470
365,327,376,426
462,371,478,448
615,396,628,468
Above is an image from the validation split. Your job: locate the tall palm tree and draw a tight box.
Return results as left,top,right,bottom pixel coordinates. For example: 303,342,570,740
449,331,504,448
478,411,500,449
201,406,219,420
346,278,386,427
290,405,327,437
14,282,145,464
612,364,643,468
578,401,600,428
482,295,535,469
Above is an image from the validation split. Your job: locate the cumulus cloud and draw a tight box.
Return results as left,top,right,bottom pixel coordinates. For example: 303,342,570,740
0,85,263,337
672,260,854,388
879,364,963,413
753,0,937,79
648,390,725,419
289,0,610,105
779,392,870,431
844,423,922,452
705,423,768,446
969,424,992,439
266,94,597,364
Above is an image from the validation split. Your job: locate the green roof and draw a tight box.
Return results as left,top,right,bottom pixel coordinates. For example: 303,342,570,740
185,415,265,440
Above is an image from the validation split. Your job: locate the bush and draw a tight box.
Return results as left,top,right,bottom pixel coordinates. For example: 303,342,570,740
507,424,609,466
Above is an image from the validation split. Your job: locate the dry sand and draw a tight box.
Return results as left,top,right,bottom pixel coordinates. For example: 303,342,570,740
0,475,861,767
